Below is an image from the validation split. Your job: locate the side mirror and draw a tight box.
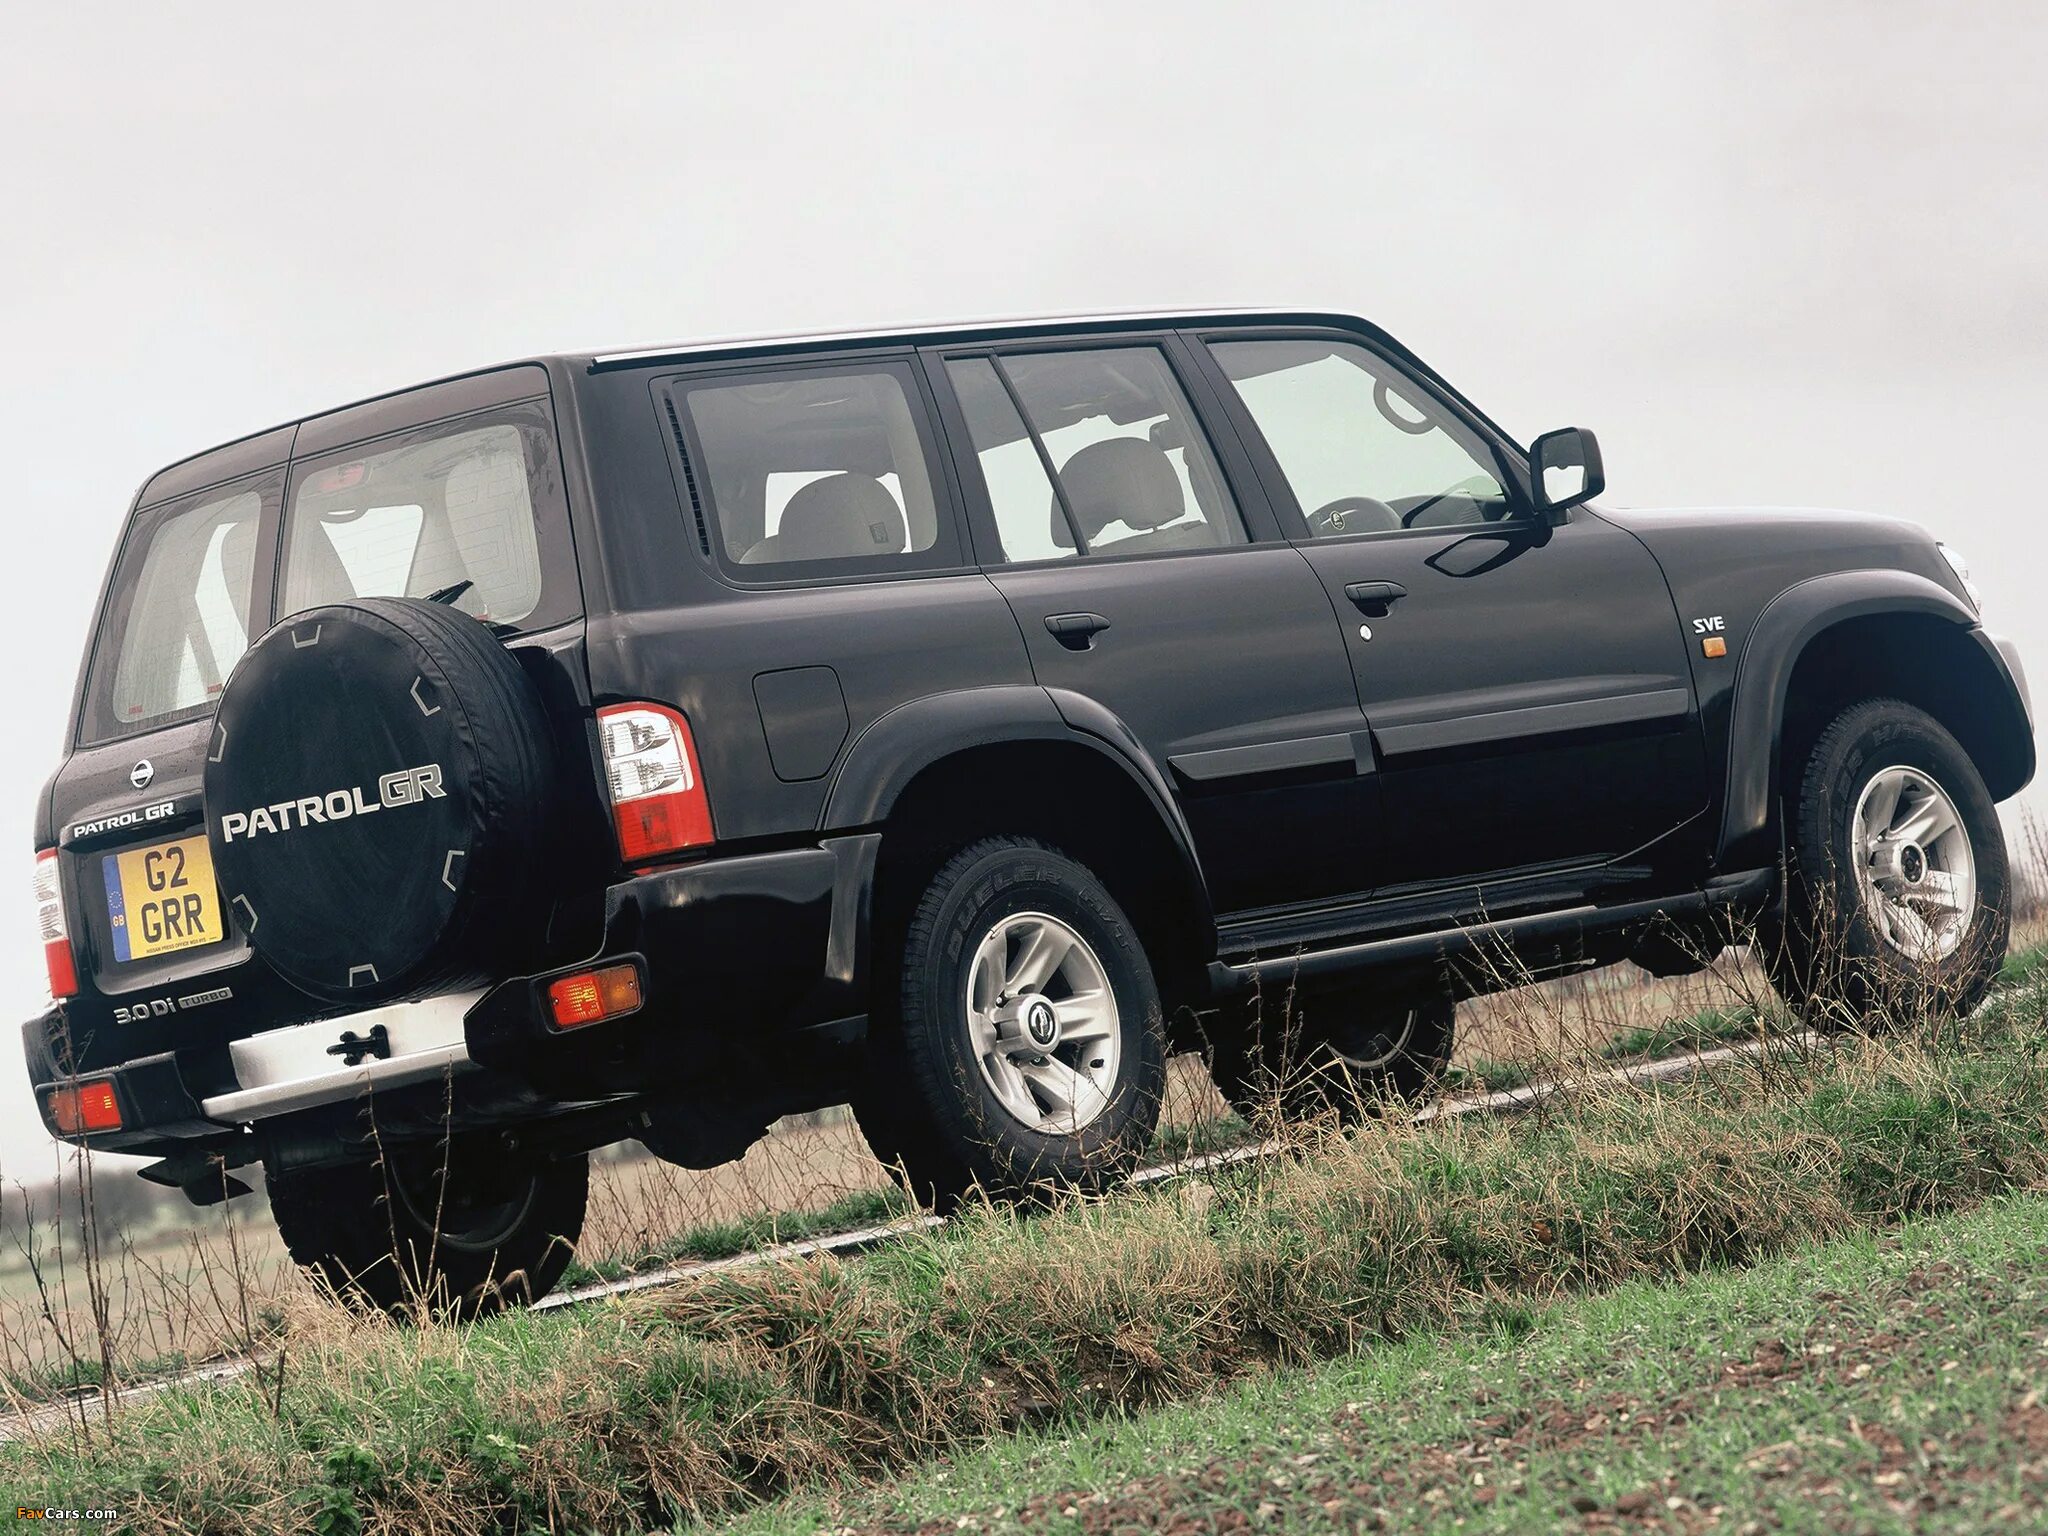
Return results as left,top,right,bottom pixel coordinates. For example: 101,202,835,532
1530,427,1605,517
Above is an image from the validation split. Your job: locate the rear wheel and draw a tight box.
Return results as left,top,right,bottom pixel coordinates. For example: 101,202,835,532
1764,697,2009,1025
1209,982,1455,1124
266,1140,587,1319
853,837,1166,1211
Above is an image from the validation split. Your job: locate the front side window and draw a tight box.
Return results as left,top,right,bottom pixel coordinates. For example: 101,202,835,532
281,414,548,625
84,481,269,741
1210,339,1512,538
965,347,1245,560
672,364,950,575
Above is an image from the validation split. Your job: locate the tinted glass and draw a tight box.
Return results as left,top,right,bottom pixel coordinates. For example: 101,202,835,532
675,365,947,573
996,347,1245,557
83,479,270,742
282,417,546,624
944,358,1071,564
1211,340,1511,537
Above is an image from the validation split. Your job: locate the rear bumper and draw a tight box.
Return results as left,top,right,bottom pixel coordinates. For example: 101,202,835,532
466,833,878,1095
23,1020,221,1153
24,833,881,1149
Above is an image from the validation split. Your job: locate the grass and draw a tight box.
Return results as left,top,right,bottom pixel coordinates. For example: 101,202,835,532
743,1189,2048,1534
9,971,2048,1531
1449,996,1782,1094
557,1186,910,1288
2,1350,196,1409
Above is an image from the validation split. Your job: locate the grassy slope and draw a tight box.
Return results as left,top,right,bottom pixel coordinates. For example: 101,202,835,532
746,1191,2048,1535
10,975,2048,1531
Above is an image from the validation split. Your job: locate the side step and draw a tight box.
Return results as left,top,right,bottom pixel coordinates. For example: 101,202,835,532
1208,868,1775,995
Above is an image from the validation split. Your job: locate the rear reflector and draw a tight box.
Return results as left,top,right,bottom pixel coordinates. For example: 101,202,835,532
34,848,77,999
49,1080,121,1135
547,963,644,1030
597,702,714,861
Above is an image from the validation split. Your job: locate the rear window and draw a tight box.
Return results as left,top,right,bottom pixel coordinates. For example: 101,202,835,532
81,475,274,743
281,410,553,626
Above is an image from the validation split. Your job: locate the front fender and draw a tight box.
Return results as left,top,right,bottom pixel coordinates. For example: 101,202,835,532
1717,568,1995,868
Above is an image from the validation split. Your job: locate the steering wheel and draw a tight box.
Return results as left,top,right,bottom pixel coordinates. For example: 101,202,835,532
1305,495,1402,537
1398,475,1506,528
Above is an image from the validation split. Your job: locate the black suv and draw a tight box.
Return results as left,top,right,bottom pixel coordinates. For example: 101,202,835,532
23,310,2033,1313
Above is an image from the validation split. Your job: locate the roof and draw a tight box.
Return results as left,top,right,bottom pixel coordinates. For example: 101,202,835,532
585,306,1370,369
130,306,1413,509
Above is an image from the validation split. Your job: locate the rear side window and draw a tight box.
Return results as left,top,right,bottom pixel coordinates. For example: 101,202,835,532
82,476,273,742
281,403,563,627
952,347,1246,561
943,359,1070,564
667,362,959,579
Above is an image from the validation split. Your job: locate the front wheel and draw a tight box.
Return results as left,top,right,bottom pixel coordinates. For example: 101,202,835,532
1764,697,2009,1026
853,837,1167,1211
266,1140,587,1319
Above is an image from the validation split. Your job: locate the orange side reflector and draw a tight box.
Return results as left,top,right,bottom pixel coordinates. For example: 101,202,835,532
49,1080,121,1135
547,963,643,1030
1701,636,1728,658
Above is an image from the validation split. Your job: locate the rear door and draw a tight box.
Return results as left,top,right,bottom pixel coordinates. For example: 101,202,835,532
44,368,586,1072
1191,330,1708,893
925,337,1380,916
627,351,1035,849
52,460,284,1069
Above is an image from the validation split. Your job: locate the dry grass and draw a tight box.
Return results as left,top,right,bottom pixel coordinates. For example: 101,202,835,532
4,876,2031,1531
9,983,2048,1530
0,1055,1240,1402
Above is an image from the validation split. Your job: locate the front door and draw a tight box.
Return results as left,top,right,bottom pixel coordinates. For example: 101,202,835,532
927,341,1381,915
1195,332,1709,894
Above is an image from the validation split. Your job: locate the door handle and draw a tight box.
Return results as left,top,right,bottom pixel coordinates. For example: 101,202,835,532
1343,580,1407,617
1044,612,1111,650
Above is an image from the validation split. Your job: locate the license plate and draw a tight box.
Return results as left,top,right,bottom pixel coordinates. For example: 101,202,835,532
103,834,223,963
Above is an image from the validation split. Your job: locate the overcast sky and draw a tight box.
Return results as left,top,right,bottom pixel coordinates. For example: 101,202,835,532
2,2,2045,1176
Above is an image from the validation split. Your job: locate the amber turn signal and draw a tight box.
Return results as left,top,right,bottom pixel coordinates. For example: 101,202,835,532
1701,636,1728,658
546,963,644,1029
49,1079,122,1135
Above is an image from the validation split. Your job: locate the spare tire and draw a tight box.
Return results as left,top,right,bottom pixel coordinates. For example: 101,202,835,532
203,596,555,1005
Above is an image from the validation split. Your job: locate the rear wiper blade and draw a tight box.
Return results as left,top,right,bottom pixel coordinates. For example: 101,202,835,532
424,578,512,634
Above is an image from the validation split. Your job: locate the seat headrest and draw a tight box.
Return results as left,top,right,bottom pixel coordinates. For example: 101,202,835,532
1050,438,1185,550
750,473,907,564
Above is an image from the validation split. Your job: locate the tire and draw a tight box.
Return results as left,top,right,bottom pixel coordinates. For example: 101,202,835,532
1763,697,2009,1026
204,596,556,1006
1209,982,1455,1125
853,837,1166,1211
266,1142,587,1319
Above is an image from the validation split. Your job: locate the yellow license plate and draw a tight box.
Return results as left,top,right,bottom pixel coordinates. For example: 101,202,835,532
103,834,223,963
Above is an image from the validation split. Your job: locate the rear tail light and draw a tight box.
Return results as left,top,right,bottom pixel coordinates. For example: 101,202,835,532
546,963,644,1029
48,1079,121,1135
597,703,713,861
34,849,78,999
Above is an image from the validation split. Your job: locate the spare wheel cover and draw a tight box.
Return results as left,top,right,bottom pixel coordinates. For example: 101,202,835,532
203,596,553,1004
